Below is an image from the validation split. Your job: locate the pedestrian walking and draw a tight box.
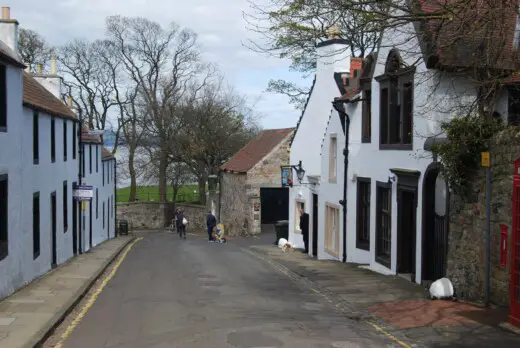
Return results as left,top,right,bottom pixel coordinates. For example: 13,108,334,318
299,208,310,254
206,211,217,242
178,210,188,239
175,208,182,235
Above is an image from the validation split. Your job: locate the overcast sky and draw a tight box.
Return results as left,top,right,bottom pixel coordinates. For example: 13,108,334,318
10,0,305,129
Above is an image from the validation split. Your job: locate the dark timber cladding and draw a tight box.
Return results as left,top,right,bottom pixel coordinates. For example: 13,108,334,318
391,168,420,282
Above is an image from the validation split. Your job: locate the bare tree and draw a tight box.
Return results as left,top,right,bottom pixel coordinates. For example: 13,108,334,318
17,28,54,72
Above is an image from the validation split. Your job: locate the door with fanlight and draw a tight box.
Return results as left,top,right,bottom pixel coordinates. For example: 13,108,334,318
510,157,520,328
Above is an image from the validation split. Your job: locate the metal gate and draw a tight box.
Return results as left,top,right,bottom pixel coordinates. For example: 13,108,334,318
510,157,520,327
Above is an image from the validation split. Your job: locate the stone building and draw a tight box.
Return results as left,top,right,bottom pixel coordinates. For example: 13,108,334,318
219,128,294,236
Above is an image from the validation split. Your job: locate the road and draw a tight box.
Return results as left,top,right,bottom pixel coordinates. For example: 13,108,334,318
44,231,397,348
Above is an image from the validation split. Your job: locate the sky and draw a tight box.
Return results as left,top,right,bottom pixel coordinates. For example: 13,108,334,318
10,0,306,130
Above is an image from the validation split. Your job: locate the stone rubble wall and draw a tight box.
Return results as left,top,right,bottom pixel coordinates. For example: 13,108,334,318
219,172,248,236
116,202,206,233
446,127,520,306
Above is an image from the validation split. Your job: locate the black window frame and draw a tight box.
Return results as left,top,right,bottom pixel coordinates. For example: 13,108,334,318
89,144,92,174
82,144,85,178
103,201,105,228
0,64,6,132
359,54,376,144
375,180,392,269
72,122,77,160
63,181,68,232
33,111,39,164
111,194,114,217
51,118,56,163
375,49,415,150
96,188,99,219
107,162,110,184
33,192,40,259
63,120,67,162
96,146,99,172
102,161,105,186
356,177,371,251
0,174,8,261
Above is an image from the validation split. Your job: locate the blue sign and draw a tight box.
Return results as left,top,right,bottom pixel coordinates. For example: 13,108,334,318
281,166,293,187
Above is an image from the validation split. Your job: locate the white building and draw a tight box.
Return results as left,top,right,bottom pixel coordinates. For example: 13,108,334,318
0,7,117,300
0,7,79,299
288,30,350,254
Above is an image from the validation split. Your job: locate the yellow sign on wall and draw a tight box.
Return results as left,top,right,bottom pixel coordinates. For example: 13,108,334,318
481,152,490,167
82,201,88,211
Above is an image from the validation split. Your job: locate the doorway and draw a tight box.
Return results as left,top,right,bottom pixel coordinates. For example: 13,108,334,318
392,169,420,283
312,193,318,257
89,200,93,249
50,191,57,268
422,164,449,284
509,157,520,327
260,188,289,223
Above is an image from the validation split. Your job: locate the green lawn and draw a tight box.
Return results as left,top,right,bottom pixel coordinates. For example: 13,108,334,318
116,185,200,203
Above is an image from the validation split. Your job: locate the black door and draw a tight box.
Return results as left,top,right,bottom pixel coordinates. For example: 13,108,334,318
422,167,449,282
51,192,57,268
89,200,93,249
72,192,78,256
397,189,417,279
312,193,318,257
260,188,289,223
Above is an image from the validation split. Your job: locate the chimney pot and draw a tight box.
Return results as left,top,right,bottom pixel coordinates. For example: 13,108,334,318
67,95,73,107
1,7,10,20
36,64,43,74
50,56,57,75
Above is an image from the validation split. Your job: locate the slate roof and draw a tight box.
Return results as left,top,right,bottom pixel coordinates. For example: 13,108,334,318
23,72,76,120
81,128,102,144
220,127,294,173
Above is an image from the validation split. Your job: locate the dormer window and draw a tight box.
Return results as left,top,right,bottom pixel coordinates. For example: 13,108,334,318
375,49,415,150
360,54,377,143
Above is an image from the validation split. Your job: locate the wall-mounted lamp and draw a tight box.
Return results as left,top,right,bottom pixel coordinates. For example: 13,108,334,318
291,160,306,184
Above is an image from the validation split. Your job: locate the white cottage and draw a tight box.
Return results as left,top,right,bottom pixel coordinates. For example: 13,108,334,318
0,7,80,299
288,29,351,253
335,3,520,285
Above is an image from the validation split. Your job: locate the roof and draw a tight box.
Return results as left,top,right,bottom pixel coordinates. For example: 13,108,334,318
220,128,294,173
81,128,102,144
22,72,76,120
102,147,115,161
289,75,317,147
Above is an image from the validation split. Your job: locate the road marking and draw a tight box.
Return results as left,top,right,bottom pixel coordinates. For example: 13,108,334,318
53,237,143,348
244,248,413,348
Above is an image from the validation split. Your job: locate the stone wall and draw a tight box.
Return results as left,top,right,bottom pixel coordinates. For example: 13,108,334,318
446,127,520,306
116,202,206,232
219,172,247,236
245,135,291,234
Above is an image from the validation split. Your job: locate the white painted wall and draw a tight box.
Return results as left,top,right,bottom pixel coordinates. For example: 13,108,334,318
317,109,345,261
289,40,350,249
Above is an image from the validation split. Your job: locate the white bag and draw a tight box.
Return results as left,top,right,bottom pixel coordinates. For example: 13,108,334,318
429,277,454,299
182,217,188,225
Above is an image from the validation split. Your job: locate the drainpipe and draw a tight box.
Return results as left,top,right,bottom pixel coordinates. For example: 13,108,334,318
332,100,350,263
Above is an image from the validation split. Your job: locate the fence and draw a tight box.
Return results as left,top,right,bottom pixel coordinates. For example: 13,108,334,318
117,191,201,203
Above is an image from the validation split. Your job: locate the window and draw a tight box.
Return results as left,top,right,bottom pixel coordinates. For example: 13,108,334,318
63,121,67,162
0,174,7,260
362,89,372,142
108,197,111,223
376,181,392,268
33,192,40,259
82,145,85,177
325,204,340,257
294,201,305,233
0,64,6,131
89,144,92,174
329,136,337,182
33,111,39,164
51,118,56,162
96,146,99,172
96,189,99,219
375,49,414,150
356,178,371,251
72,122,77,160
103,201,105,228
102,162,105,186
508,87,520,125
63,181,68,232
111,194,114,217
107,162,110,184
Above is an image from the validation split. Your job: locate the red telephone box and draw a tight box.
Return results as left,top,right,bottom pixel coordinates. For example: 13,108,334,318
510,157,520,328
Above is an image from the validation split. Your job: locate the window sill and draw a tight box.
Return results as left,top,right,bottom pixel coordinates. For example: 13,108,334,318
356,241,370,251
328,178,337,184
325,247,339,258
379,144,413,151
33,251,40,260
0,126,6,133
33,159,39,165
361,138,371,144
376,255,391,269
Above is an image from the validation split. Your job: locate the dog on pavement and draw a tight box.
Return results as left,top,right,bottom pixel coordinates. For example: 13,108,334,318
278,238,293,252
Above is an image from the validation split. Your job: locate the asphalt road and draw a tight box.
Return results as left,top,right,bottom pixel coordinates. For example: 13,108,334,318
54,231,395,348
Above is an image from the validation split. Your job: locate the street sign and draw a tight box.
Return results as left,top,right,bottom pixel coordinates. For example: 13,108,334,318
481,152,490,167
73,185,93,201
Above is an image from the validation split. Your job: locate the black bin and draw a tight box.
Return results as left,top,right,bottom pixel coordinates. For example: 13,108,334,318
274,220,289,244
119,219,129,236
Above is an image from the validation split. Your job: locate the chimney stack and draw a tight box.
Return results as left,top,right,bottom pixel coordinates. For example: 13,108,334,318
36,64,43,74
50,56,57,75
0,6,18,52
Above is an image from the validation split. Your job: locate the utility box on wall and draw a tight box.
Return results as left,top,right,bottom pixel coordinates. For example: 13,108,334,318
500,224,508,269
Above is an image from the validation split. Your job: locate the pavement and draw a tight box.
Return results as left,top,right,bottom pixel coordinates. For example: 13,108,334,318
2,228,520,348
0,235,134,348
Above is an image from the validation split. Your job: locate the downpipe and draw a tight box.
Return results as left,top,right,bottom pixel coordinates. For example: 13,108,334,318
332,100,350,263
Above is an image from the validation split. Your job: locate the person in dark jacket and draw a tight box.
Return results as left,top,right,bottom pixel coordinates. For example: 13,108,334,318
178,210,187,239
299,208,310,253
175,208,181,234
206,211,217,242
